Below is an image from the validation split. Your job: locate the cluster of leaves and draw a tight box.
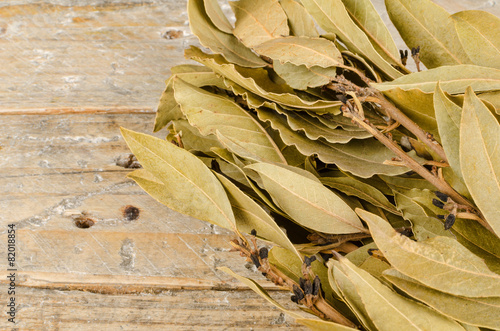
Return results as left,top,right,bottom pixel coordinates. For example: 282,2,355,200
121,0,500,329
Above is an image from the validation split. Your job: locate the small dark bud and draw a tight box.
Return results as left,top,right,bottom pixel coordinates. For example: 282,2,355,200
437,214,445,220
400,49,408,65
444,214,456,230
303,279,313,295
434,191,449,202
250,254,261,268
299,277,307,291
259,247,269,260
312,276,321,296
304,256,316,267
432,198,445,209
250,229,257,236
293,284,304,301
291,295,299,304
367,248,376,256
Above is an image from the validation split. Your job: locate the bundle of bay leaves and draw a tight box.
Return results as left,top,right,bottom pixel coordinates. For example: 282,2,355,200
121,0,500,329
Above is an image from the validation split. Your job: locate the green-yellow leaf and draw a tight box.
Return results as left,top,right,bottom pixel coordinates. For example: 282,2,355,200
385,0,470,68
214,172,301,258
332,256,465,331
203,0,233,33
341,0,404,71
276,106,372,143
330,262,378,331
280,0,319,38
433,82,470,196
154,70,228,132
246,162,366,234
188,0,266,67
186,46,341,110
230,0,289,48
120,128,236,231
460,87,500,237
373,65,500,94
170,119,224,153
384,268,500,330
299,0,403,79
273,61,337,90
321,177,399,215
357,209,500,297
172,77,286,164
453,10,500,69
254,36,343,68
256,107,412,178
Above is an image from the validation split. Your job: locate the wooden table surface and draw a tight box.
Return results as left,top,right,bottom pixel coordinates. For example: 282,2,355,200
0,1,498,330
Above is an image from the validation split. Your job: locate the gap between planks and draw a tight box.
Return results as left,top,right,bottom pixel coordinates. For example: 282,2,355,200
0,271,287,295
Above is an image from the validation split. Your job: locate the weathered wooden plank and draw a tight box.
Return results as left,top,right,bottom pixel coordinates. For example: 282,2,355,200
0,287,307,330
0,1,196,111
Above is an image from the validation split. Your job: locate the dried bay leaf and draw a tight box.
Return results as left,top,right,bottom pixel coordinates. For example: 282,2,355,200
170,120,224,153
276,106,373,143
214,172,301,258
341,0,403,70
279,0,319,38
273,61,336,90
451,216,500,261
384,268,500,330
254,36,343,68
230,0,289,48
299,0,403,79
373,64,500,94
385,0,470,68
154,77,183,132
478,91,500,114
188,0,267,68
121,128,237,232
331,256,465,331
452,10,500,70
311,111,367,132
460,87,500,237
256,107,412,178
186,46,341,110
331,265,379,331
380,175,436,192
172,77,286,164
434,83,464,181
321,177,399,215
218,266,304,319
203,0,233,33
246,162,366,234
357,209,500,298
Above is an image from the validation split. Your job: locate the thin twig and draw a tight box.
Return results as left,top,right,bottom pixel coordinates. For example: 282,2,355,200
368,92,449,162
342,106,495,235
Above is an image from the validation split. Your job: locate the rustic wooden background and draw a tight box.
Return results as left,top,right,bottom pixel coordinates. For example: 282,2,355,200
0,0,498,330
